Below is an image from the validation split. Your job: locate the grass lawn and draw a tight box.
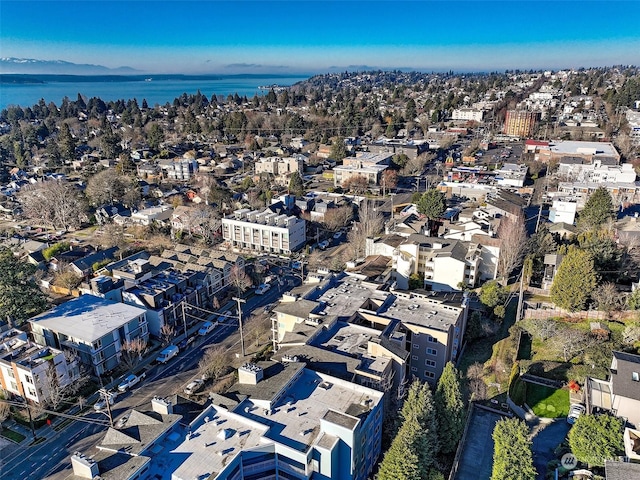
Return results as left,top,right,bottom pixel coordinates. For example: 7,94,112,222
526,384,570,418
0,427,26,443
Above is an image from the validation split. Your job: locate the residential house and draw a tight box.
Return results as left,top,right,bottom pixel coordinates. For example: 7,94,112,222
549,200,577,224
29,295,149,376
586,351,640,428
130,205,173,226
0,328,80,405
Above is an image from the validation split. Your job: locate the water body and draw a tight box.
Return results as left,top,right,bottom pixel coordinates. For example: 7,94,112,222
0,75,308,110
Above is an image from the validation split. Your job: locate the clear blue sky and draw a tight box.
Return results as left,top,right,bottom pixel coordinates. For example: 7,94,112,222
1,0,639,74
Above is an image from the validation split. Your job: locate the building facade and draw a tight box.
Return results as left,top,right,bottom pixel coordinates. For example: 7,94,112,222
503,110,541,137
222,209,306,254
29,296,149,376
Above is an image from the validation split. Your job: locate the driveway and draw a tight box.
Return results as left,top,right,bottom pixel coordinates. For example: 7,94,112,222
530,419,570,479
455,407,504,480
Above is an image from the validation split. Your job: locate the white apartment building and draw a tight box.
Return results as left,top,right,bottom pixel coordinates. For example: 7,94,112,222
0,328,80,404
558,159,636,183
222,208,306,254
130,205,173,226
549,200,577,224
254,156,303,184
29,295,149,376
451,108,484,122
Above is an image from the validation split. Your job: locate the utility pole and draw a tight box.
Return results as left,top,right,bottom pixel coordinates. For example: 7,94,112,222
516,271,525,322
98,388,114,427
181,301,188,339
233,296,247,357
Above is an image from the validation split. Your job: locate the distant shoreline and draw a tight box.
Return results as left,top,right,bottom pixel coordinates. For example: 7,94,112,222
0,73,309,85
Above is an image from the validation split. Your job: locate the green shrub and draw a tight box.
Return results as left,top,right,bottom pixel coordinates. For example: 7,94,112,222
42,242,70,261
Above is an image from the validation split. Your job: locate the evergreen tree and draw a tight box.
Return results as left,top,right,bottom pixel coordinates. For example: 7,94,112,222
491,418,536,480
435,362,466,454
578,187,614,230
401,380,439,475
568,413,624,467
0,248,48,325
288,171,305,197
58,122,77,161
377,420,422,480
417,188,446,233
550,246,597,311
329,137,348,160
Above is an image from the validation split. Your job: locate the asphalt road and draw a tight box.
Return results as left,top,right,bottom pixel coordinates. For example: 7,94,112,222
1,278,294,480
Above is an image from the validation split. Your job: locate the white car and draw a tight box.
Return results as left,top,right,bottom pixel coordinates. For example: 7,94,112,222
94,391,117,411
255,283,271,295
117,373,145,392
184,379,205,395
332,232,342,240
318,240,329,250
198,321,215,336
567,404,585,424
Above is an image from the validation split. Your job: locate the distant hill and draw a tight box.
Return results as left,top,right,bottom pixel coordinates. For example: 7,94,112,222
0,57,138,75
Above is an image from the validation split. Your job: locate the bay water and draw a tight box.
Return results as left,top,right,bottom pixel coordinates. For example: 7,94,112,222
0,75,308,110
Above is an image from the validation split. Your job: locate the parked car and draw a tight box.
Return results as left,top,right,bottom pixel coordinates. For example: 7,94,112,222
263,303,274,313
117,372,146,392
94,391,117,411
567,404,585,424
332,232,342,240
255,283,271,295
184,379,205,395
318,240,330,250
291,261,302,270
177,337,189,349
198,321,215,336
156,345,179,364
116,413,130,429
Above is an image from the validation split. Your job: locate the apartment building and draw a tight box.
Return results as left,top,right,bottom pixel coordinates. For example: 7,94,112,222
171,362,385,480
503,110,540,137
222,208,306,254
558,159,636,183
271,272,468,384
158,156,199,181
451,108,485,122
0,328,79,404
29,295,148,376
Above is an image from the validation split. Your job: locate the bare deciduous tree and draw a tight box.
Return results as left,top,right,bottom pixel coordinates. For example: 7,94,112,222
229,265,252,295
120,338,148,370
466,362,487,401
402,152,435,176
42,363,69,411
18,180,88,231
523,319,558,341
342,175,369,194
347,200,384,259
160,324,175,346
322,205,353,232
552,327,596,362
198,346,230,381
0,400,10,431
592,282,623,315
497,215,528,280
188,204,221,244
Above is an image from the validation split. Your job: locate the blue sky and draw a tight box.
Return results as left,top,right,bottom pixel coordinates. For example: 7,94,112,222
1,1,639,74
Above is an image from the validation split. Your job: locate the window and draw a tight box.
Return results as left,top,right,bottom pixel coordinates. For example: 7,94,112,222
426,348,437,356
425,359,436,367
28,388,37,396
633,371,639,382
25,376,34,384
425,371,435,379
413,343,419,349
412,355,418,360
411,366,417,372
427,335,437,343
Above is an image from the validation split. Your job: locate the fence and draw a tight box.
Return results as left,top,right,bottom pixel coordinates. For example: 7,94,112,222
523,307,637,322
448,403,476,480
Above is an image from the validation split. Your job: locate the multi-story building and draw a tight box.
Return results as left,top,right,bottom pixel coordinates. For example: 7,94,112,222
271,272,468,384
0,328,80,404
451,108,485,122
503,110,541,137
29,295,148,376
557,159,636,183
130,205,173,226
171,362,385,480
159,156,199,181
222,208,306,254
254,155,304,181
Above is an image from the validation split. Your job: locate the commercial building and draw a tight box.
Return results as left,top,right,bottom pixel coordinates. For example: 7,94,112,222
171,362,384,480
503,110,540,138
557,159,636,183
451,108,485,122
0,328,80,404
222,208,306,254
29,295,148,376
